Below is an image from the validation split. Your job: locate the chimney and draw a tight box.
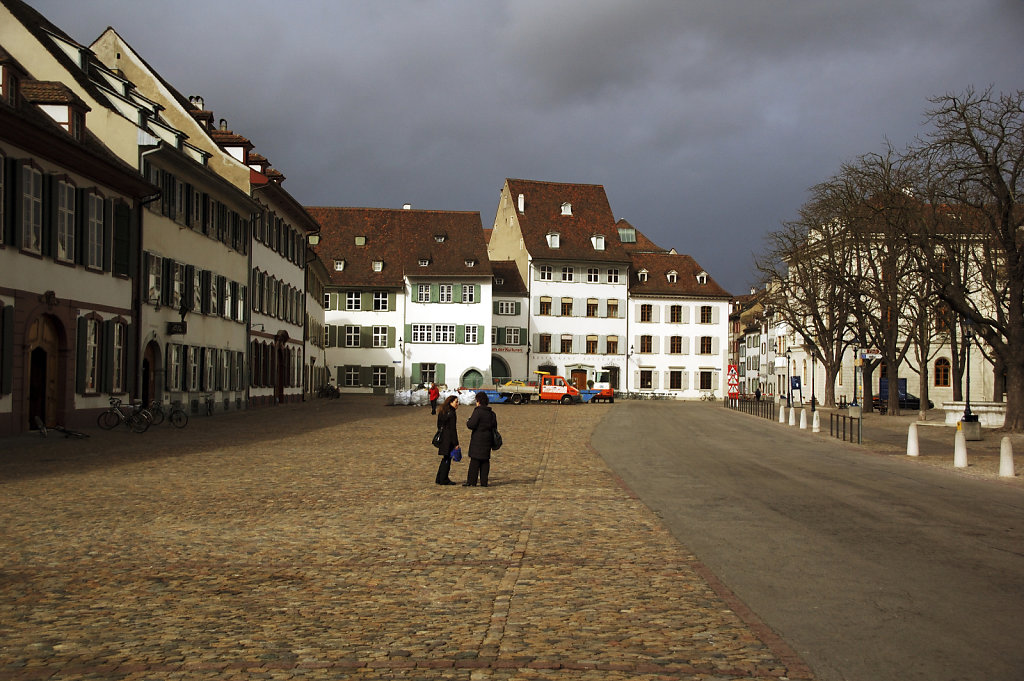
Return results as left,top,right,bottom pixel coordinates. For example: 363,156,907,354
403,203,412,210
517,193,525,213
219,118,227,131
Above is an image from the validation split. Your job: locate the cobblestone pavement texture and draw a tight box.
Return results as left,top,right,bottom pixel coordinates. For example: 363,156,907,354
0,397,814,681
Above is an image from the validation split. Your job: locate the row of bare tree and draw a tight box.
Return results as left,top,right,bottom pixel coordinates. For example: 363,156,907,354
756,87,1024,431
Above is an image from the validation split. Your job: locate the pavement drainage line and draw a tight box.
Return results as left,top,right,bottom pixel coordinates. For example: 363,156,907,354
480,408,560,650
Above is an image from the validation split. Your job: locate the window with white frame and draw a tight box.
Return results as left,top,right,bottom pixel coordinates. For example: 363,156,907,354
667,270,678,283
417,284,430,302
192,268,202,312
210,275,221,316
540,265,552,280
171,262,184,310
465,325,478,344
700,305,713,323
373,291,388,311
345,325,360,347
562,266,574,282
439,284,453,303
83,318,99,393
87,194,104,269
420,363,437,385
372,260,383,272
146,253,162,305
323,292,330,309
111,321,125,393
497,301,515,315
346,291,360,310
345,366,359,387
373,325,387,347
188,346,200,391
462,284,475,303
56,180,75,262
638,270,648,283
412,324,432,343
437,324,456,343
372,366,387,387
506,327,520,345
491,326,497,344
168,344,183,391
222,351,230,391
587,268,599,282
546,232,560,248
21,165,42,253
334,259,345,271
607,268,619,283
205,348,216,390
591,235,605,250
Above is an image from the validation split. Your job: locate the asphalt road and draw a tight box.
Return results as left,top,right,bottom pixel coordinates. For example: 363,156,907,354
591,401,1024,681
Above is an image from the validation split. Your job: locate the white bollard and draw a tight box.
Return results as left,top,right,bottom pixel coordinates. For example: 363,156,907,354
907,423,919,457
779,405,787,424
812,410,821,433
999,437,1015,478
799,409,808,430
954,429,968,468
789,406,796,426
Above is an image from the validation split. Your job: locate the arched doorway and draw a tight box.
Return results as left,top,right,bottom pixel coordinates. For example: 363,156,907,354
462,368,484,389
142,340,161,406
25,315,61,430
490,356,510,382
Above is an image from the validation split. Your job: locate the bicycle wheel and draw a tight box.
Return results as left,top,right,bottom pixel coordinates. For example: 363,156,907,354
169,409,189,428
127,412,150,433
97,410,120,429
149,405,164,426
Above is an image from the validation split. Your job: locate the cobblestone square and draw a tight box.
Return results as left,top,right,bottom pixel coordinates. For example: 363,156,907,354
0,398,811,680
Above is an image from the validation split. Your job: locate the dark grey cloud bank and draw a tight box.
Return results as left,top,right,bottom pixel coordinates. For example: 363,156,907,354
30,0,1024,293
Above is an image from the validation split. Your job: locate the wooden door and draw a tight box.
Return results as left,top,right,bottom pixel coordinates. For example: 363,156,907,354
25,316,60,429
571,369,587,392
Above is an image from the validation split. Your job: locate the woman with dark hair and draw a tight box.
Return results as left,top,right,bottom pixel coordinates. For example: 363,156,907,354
464,391,498,487
434,395,459,485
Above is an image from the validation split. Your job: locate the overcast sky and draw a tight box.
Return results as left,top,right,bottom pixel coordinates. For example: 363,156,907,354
29,0,1024,294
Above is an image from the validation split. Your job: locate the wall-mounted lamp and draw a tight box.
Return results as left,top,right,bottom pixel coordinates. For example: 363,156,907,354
307,234,321,246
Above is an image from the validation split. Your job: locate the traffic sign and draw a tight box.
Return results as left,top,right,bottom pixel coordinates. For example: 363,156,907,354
727,364,740,398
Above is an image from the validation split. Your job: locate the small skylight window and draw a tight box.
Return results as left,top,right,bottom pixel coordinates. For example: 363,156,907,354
546,232,560,249
667,270,678,283
434,234,446,243
418,258,430,267
334,259,345,271
355,235,367,246
561,202,572,216
495,277,504,285
465,259,477,267
591,235,605,251
618,226,636,243
372,260,383,272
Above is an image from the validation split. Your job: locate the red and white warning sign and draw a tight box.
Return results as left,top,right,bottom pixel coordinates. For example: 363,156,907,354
727,364,740,398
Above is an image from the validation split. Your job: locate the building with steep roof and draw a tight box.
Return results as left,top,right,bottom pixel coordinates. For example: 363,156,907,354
489,260,529,381
308,206,493,392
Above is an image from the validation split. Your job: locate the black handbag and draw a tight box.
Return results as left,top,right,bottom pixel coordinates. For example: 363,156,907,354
491,428,503,450
431,428,443,448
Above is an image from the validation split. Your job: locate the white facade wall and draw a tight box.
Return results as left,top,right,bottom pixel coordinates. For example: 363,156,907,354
528,258,629,387
628,298,730,397
490,295,529,381
324,290,404,393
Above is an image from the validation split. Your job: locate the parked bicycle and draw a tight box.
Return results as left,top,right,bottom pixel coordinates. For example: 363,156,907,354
97,397,151,432
147,400,189,428
700,390,718,401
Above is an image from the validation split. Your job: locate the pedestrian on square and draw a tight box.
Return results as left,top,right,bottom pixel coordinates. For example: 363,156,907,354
464,391,498,487
428,383,440,415
755,387,761,401
434,395,459,485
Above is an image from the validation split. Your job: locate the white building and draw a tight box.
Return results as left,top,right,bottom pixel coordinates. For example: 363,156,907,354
488,260,529,382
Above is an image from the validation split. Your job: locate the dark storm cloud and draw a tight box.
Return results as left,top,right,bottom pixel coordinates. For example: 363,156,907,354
27,0,1024,293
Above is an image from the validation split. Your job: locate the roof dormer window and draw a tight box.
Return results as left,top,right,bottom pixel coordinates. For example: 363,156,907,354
495,277,504,285
333,259,345,271
667,270,678,283
355,235,366,246
638,269,649,283
465,259,477,267
546,232,560,249
418,258,430,267
696,271,708,285
561,202,572,216
434,234,447,243
591,235,605,251
372,260,383,272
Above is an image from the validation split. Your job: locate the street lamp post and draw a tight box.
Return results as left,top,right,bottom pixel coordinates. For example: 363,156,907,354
786,350,792,408
811,351,816,412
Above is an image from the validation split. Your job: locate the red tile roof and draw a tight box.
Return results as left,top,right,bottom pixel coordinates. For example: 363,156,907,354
490,260,527,295
628,251,732,298
21,80,90,109
506,179,631,264
306,206,492,287
616,219,668,253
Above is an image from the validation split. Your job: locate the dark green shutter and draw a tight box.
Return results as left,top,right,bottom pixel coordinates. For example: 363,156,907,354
518,327,527,345
474,284,481,303
497,328,506,345
387,327,396,348
404,324,412,343
387,292,396,311
1,306,13,394
435,364,446,385
101,320,114,393
74,188,87,264
360,292,371,311
411,363,421,383
3,158,21,246
430,283,439,303
102,199,113,272
75,317,88,393
360,326,371,348
112,203,131,276
124,324,136,396
456,325,465,343
493,301,500,314
42,174,55,258
359,366,371,387
515,301,521,315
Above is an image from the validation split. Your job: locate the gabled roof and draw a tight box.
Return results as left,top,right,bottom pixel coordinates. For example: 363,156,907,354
629,252,731,299
307,206,492,288
490,260,527,296
616,218,669,253
506,178,631,264
20,80,89,109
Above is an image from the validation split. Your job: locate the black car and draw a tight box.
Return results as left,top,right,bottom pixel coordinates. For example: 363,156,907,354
873,392,934,412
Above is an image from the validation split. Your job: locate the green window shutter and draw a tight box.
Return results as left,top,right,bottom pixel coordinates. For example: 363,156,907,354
435,364,446,385
1,306,14,394
359,366,372,387
455,285,463,303
514,301,521,315
75,317,88,393
519,327,527,346
404,324,412,343
388,292,396,311
360,292,372,311
497,328,506,345
102,320,115,393
474,285,481,303
493,301,500,314
42,174,55,258
113,203,131,277
336,366,344,384
74,188,87,264
124,324,136,394
411,363,421,384
4,158,22,247
387,327,396,348
102,199,114,272
456,325,465,343
387,366,395,384
430,283,439,303
360,326,371,348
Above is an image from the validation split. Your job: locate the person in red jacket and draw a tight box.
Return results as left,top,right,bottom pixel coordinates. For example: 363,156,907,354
428,383,440,415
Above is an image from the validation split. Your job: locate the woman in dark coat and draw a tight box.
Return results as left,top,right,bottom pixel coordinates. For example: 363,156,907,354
464,391,498,487
434,395,459,485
